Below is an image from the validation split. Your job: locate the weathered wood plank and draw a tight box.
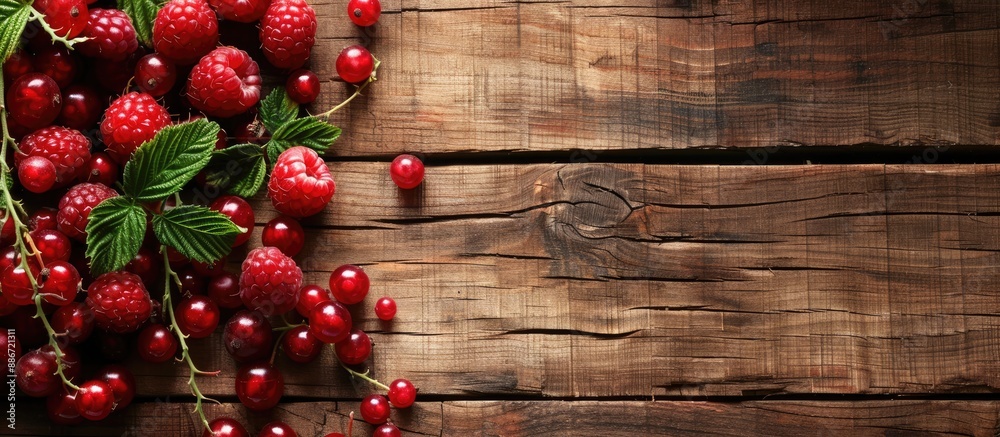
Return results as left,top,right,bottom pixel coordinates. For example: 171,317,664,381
12,400,1000,436
308,0,1000,155
95,163,1000,399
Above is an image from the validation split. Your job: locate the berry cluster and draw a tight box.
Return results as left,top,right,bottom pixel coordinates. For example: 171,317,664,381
0,0,426,434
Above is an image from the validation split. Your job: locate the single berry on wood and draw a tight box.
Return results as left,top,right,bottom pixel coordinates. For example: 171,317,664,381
5,73,62,130
203,417,249,437
223,309,273,362
308,300,352,344
335,45,374,84
388,378,416,408
329,264,369,305
137,323,178,363
374,296,396,321
259,0,317,69
210,195,254,247
268,146,335,218
285,69,320,104
152,0,219,65
372,424,402,437
347,0,380,27
390,154,425,189
234,363,284,411
334,329,371,365
262,215,305,257
359,394,391,424
78,8,138,61
186,47,262,118
74,379,115,421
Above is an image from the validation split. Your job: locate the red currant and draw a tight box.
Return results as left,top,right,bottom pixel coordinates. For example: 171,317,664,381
6,72,62,130
134,53,177,97
282,325,323,363
15,348,60,397
176,295,220,339
29,207,59,231
207,272,242,309
18,155,58,193
295,284,332,318
234,363,284,411
40,260,81,305
387,378,416,408
32,45,80,88
75,379,115,421
96,364,136,409
203,417,249,437
372,424,401,437
47,391,83,425
210,195,254,247
178,267,207,296
1,259,41,306
309,300,352,344
329,264,369,305
137,323,178,363
58,84,103,131
335,45,374,84
84,151,120,186
334,329,371,365
390,154,425,189
285,69,320,104
125,247,161,285
3,50,33,85
347,0,380,26
359,394,391,424
262,215,305,257
258,421,297,437
31,229,72,263
374,297,396,321
223,309,273,362
50,302,95,345
32,0,88,38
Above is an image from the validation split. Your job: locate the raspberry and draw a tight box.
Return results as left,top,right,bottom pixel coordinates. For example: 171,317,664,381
268,146,335,218
78,9,138,61
208,0,269,23
186,47,262,118
85,271,152,333
16,126,91,188
100,92,171,163
259,0,316,69
56,183,118,242
153,0,219,65
239,247,302,316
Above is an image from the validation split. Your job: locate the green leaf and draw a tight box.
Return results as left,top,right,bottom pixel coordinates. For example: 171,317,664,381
85,197,146,276
259,88,299,134
122,119,220,202
0,0,30,63
203,143,268,198
152,205,241,263
265,116,341,164
118,0,162,47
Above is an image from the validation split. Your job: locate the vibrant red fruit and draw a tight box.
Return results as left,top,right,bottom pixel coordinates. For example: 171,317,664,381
18,156,57,193
210,195,254,246
134,53,177,96
207,272,242,309
268,146,335,218
152,0,219,65
3,50,33,84
30,229,72,264
40,260,81,305
234,363,284,411
33,0,89,38
187,46,262,118
125,247,160,285
223,310,273,362
78,8,138,60
178,267,207,296
334,329,371,365
295,284,331,318
1,259,41,306
176,295,220,338
335,45,374,84
97,364,136,409
282,325,322,363
207,0,269,22
85,271,152,333
57,182,118,242
359,394,390,424
239,247,302,315
390,154,425,189
75,380,115,421
84,152,120,186
100,92,172,162
5,73,62,130
58,84,102,130
262,215,304,257
387,378,416,408
374,296,396,321
50,302,95,345
285,69,319,104
17,125,92,187
47,391,83,425
372,424,401,437
137,323,177,363
347,0,380,26
15,348,60,397
203,417,250,437
329,264,369,305
258,421,297,437
259,0,317,69
32,45,79,88
308,300,352,344
29,207,59,232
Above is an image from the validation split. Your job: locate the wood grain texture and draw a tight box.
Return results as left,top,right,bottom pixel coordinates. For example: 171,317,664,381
308,0,1000,155
93,163,1000,399
12,400,1000,436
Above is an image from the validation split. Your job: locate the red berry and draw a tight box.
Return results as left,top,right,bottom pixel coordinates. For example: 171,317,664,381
176,295,220,338
29,208,59,232
262,215,304,257
15,348,60,397
1,259,41,306
203,417,249,437
40,260,81,305
85,271,152,333
329,264,369,305
96,364,136,409
17,125,92,187
387,378,416,408
334,329,371,365
137,323,177,362
207,272,242,309
78,8,138,60
18,156,57,193
58,84,103,131
134,53,177,97
295,284,331,318
210,195,255,246
33,0,88,38
374,296,396,321
31,229,72,264
57,182,118,242
75,379,115,421
372,424,401,437
258,421,297,437
239,247,302,315
0,210,15,246
51,302,95,345
187,46,262,118
178,267,207,296
282,324,323,363
100,92,172,163
259,0,316,69
223,309,273,362
3,50,34,84
347,0,380,26
359,394,390,424
5,73,62,130
124,247,161,285
207,0,268,22
153,0,219,65
268,146,335,218
234,363,284,411
285,69,319,104
32,45,80,88
47,391,83,425
390,154,424,189
335,45,374,84
308,300,352,344
84,151,120,186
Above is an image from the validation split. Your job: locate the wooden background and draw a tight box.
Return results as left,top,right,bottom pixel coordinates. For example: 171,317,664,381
14,0,1000,435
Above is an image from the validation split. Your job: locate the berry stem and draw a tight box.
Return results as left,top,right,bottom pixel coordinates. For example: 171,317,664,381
160,245,220,433
339,362,390,391
27,8,90,49
316,56,381,118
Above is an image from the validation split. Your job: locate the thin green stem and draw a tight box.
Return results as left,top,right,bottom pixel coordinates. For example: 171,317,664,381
339,362,390,391
316,57,381,118
27,8,89,49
